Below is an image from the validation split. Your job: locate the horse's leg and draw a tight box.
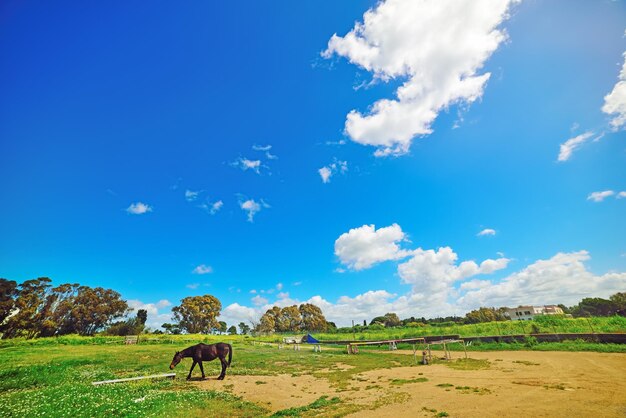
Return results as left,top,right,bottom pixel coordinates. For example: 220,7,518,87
198,361,206,379
187,360,197,380
218,357,227,380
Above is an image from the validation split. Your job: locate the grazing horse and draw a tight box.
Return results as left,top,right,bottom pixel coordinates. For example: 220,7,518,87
170,342,232,380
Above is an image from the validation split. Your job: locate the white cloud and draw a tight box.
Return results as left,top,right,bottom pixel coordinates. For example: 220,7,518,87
557,131,595,162
323,0,518,156
331,223,508,316
192,264,213,275
318,166,332,183
325,139,347,146
126,202,152,215
233,157,263,174
459,279,492,291
209,200,223,214
219,303,258,327
397,247,510,304
185,190,200,202
217,249,625,327
602,51,626,130
276,282,283,291
457,251,626,308
186,283,200,289
477,228,496,237
252,144,278,160
251,295,268,306
318,160,348,183
127,299,173,330
155,300,172,309
617,191,626,199
335,223,411,270
199,200,223,215
240,198,269,222
587,190,615,202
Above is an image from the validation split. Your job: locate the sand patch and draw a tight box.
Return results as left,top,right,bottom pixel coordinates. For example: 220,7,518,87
345,351,626,418
194,374,334,412
192,350,626,417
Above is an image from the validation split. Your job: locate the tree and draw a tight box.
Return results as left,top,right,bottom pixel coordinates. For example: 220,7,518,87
136,309,148,331
369,313,400,327
217,321,228,334
105,320,136,336
609,292,626,316
0,279,18,330
257,304,329,333
238,322,251,335
276,305,301,332
257,306,281,333
227,325,237,335
464,307,506,324
47,283,81,335
370,316,386,326
172,295,222,334
2,278,53,339
299,303,328,331
70,286,128,335
105,309,148,336
383,313,401,327
557,304,571,315
162,323,181,334
572,297,618,317
2,279,128,338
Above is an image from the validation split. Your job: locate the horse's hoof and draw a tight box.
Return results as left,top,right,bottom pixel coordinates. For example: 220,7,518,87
217,376,224,380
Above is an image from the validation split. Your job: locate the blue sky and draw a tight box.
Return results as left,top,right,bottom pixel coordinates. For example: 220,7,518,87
1,0,625,328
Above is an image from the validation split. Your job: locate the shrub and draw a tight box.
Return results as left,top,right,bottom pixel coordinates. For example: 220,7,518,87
523,335,538,348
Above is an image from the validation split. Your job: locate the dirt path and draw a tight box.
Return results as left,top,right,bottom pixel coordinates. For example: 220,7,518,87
195,350,626,417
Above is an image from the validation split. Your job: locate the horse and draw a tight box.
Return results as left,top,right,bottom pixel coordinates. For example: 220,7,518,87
170,342,232,380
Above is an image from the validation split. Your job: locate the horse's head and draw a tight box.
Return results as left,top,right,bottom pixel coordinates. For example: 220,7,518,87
170,351,183,370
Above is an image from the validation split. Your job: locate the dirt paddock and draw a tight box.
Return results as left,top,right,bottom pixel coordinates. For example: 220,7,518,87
195,350,626,417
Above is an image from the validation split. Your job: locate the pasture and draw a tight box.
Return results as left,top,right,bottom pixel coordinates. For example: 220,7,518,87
1,336,626,417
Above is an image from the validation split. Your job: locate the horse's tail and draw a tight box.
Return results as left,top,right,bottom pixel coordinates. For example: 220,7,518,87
227,344,233,367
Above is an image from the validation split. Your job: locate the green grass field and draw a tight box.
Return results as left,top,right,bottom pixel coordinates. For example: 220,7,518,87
0,338,420,417
1,316,625,417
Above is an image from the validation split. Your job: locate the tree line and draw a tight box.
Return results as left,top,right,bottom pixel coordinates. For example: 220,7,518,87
256,304,331,333
2,276,624,339
0,277,129,338
358,292,626,330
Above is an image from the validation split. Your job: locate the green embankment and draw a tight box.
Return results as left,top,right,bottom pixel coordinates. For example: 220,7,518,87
311,315,626,342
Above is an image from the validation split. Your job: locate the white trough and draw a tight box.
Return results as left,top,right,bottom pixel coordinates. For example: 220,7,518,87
92,373,176,386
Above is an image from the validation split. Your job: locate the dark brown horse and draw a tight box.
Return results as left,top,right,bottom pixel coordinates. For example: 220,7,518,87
170,342,232,380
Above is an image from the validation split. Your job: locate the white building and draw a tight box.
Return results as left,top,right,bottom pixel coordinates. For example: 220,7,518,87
506,305,564,321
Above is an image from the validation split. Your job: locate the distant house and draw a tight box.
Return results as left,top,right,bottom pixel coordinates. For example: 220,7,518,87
506,305,564,321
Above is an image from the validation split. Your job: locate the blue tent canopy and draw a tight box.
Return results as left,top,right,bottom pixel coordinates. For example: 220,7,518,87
302,334,320,344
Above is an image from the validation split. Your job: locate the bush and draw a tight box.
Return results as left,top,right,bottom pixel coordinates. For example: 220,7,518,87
431,321,455,327
523,335,538,348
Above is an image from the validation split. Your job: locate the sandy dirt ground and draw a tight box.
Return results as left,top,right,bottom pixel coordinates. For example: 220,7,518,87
195,350,626,417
